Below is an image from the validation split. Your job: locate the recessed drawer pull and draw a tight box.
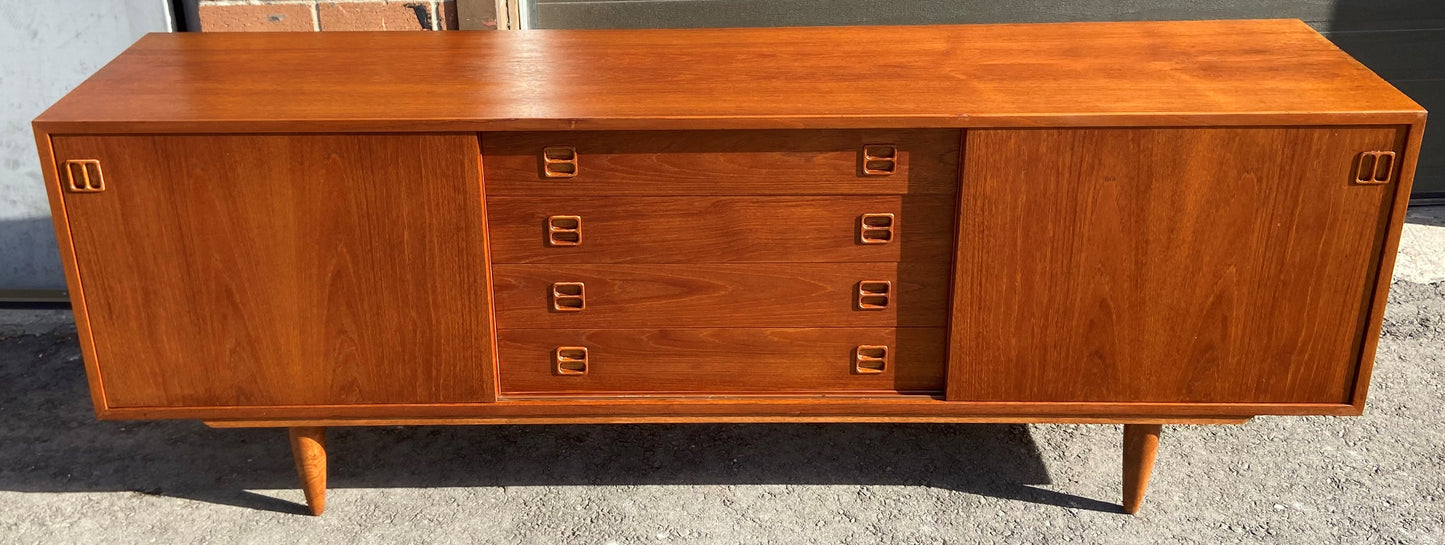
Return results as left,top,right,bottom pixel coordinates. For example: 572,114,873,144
861,144,897,176
542,146,578,178
554,346,588,375
856,280,891,310
63,159,105,192
859,213,895,244
551,282,586,311
854,345,888,374
547,215,581,246
1354,150,1396,185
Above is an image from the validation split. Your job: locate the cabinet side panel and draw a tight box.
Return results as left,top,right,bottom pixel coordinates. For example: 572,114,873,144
948,127,1401,404
53,134,496,408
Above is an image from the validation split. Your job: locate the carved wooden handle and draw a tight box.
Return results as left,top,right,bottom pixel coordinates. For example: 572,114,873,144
857,280,891,310
542,146,578,178
859,213,895,244
63,159,105,192
548,215,581,246
854,345,888,374
861,144,897,176
554,346,588,375
551,282,585,311
1354,151,1396,185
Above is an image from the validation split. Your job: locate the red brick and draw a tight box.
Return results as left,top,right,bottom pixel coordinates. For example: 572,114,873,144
199,3,316,32
318,1,438,31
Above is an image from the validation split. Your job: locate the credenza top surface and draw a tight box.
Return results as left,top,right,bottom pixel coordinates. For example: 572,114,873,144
36,19,1423,133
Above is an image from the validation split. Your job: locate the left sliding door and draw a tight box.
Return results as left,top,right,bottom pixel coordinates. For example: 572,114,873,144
51,134,496,410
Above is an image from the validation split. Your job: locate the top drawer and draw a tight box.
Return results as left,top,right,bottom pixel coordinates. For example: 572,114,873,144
483,130,960,196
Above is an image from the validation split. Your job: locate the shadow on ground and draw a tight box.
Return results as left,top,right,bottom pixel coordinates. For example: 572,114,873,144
1405,205,1445,228
0,329,1112,516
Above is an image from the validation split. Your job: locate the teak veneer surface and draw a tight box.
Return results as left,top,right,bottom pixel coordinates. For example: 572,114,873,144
486,196,955,264
31,20,1429,516
496,327,946,395
51,134,498,408
949,126,1403,404
104,395,1358,422
492,263,950,328
483,130,961,195
209,416,1252,428
34,20,1422,134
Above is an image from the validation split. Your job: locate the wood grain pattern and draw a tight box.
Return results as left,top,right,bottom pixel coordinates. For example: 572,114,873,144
486,196,955,264
1350,119,1428,410
111,396,1351,422
53,134,497,408
483,130,960,195
288,426,327,516
33,20,1422,134
1122,424,1162,515
34,132,111,415
492,263,949,328
497,328,946,395
948,127,1403,404
208,416,1250,428
29,20,1431,518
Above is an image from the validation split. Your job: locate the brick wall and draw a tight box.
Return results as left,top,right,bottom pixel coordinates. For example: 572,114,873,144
198,1,469,32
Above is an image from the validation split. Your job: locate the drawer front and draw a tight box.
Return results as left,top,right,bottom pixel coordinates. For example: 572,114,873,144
487,196,955,264
492,263,950,328
483,130,961,196
497,327,947,395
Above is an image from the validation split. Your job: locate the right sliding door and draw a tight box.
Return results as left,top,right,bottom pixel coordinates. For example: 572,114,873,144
948,127,1404,403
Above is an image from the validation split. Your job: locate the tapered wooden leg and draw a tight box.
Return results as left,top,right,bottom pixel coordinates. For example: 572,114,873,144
288,426,327,516
1122,424,1162,515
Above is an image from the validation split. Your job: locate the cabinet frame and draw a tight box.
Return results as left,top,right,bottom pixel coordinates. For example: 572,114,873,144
34,120,1425,422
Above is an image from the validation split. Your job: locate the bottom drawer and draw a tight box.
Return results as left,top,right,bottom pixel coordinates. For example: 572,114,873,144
497,328,946,396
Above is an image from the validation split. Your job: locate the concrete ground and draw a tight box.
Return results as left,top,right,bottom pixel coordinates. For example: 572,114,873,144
1,208,1442,544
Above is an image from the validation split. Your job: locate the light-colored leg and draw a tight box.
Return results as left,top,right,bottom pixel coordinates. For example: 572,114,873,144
1122,423,1162,515
288,426,327,516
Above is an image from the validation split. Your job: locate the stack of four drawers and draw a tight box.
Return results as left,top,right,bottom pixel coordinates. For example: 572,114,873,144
483,130,960,397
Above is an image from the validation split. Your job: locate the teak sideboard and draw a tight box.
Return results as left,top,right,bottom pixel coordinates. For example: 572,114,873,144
33,20,1425,516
